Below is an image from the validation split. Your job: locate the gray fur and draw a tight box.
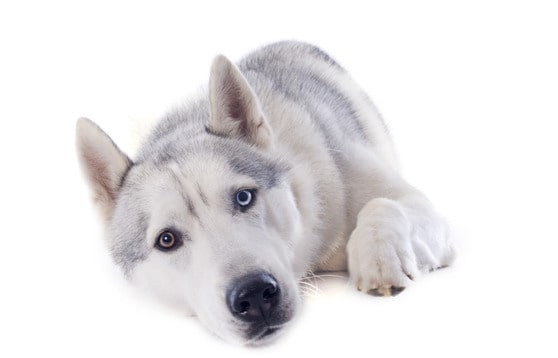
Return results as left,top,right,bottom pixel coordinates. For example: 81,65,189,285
226,150,287,189
110,210,149,275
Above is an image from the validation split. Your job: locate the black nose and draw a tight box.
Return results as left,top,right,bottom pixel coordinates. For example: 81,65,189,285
227,272,280,323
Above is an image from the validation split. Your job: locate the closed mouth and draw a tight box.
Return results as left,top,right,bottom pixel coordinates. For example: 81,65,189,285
260,327,279,338
248,325,283,345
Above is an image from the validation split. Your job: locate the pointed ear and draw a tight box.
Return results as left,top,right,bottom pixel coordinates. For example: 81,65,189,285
208,55,273,148
75,118,132,221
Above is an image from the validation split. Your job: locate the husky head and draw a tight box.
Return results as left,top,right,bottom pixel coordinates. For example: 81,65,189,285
76,56,304,345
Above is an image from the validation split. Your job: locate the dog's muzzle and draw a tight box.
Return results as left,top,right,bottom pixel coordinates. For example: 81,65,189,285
226,272,286,341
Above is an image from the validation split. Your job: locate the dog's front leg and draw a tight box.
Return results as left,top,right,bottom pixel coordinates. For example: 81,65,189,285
346,191,455,296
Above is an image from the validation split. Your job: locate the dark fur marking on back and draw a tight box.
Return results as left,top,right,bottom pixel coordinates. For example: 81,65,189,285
308,45,342,69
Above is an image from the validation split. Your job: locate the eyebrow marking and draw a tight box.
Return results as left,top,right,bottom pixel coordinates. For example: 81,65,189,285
228,155,284,189
169,162,203,222
197,182,209,206
186,197,200,220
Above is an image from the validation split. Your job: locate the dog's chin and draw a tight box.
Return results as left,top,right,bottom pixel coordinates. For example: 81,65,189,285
244,324,287,346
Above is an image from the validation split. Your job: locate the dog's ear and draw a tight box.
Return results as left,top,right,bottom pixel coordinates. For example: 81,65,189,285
208,55,273,148
75,118,132,221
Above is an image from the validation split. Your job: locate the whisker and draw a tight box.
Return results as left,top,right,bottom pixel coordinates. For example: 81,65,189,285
298,274,322,297
299,281,319,290
298,271,350,295
299,285,320,298
311,273,347,279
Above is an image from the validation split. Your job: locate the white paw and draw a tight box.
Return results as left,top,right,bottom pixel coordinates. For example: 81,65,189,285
347,198,428,296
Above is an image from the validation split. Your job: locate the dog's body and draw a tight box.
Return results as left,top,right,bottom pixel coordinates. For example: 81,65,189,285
76,41,454,345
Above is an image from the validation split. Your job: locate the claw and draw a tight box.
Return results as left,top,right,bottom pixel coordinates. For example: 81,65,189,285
390,286,405,296
366,286,406,297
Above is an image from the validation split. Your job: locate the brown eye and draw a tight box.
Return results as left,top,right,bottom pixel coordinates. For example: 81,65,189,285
156,230,182,251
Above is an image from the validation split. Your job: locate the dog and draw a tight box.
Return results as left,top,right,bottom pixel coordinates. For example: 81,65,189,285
76,41,455,345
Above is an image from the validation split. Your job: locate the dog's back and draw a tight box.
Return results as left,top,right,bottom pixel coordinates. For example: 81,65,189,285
239,41,397,165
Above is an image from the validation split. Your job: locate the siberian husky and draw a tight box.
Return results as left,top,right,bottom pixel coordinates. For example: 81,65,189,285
76,41,455,345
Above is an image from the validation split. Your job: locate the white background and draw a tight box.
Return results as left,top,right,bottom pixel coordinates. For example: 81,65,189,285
1,1,557,357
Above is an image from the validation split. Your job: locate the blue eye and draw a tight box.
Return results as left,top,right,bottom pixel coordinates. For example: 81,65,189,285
235,189,256,209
